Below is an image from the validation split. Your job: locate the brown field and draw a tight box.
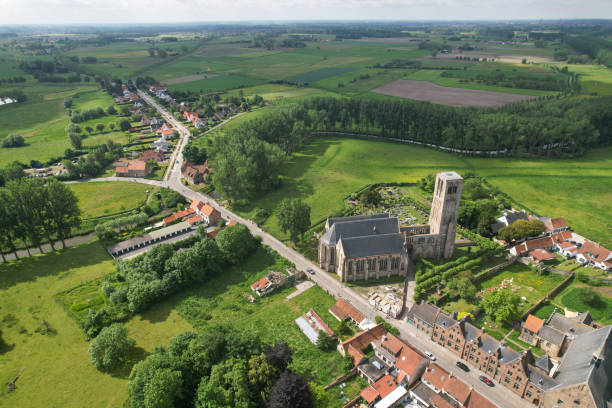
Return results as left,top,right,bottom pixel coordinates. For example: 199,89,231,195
431,51,552,63
195,44,260,58
161,73,219,85
371,79,536,107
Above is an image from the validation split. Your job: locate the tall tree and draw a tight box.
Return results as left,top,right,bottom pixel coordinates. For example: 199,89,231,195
46,179,81,248
267,371,312,408
277,199,311,242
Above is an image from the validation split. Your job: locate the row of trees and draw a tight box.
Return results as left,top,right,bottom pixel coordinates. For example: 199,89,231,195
0,178,81,261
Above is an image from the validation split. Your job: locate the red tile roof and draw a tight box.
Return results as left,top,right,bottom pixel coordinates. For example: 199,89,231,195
557,241,576,249
394,341,426,378
512,243,527,255
432,394,455,408
579,240,612,263
524,315,544,333
250,277,270,291
360,386,380,404
466,391,497,408
525,236,554,251
139,149,165,162
187,215,203,224
546,217,568,231
551,230,572,243
304,309,335,337
443,375,471,405
423,363,449,390
530,249,556,262
340,324,386,366
378,333,405,356
329,298,365,324
372,374,397,400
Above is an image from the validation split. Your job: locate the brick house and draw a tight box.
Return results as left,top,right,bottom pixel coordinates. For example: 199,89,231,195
114,160,151,177
519,315,544,346
181,160,210,185
190,199,221,225
576,240,612,271
139,149,166,162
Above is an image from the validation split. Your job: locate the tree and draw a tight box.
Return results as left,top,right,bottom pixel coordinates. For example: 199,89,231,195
183,144,207,164
144,368,183,408
360,189,381,206
316,331,337,352
264,343,293,372
85,126,94,134
109,123,116,130
448,277,477,301
196,357,254,408
119,118,131,131
482,289,521,323
337,320,351,336
581,288,602,307
69,132,82,149
96,123,105,132
88,323,135,370
216,224,259,264
248,353,278,399
107,105,117,115
277,198,311,242
497,219,546,242
267,371,312,408
2,134,25,148
46,179,81,247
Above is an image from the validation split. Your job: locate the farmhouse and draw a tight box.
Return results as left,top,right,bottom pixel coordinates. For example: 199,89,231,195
295,309,336,344
114,160,151,177
576,240,612,271
555,241,578,258
163,208,195,225
190,199,221,225
318,172,463,282
491,210,530,234
529,249,556,264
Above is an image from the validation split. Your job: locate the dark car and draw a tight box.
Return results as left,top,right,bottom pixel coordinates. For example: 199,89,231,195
456,361,469,372
479,375,494,387
306,267,315,275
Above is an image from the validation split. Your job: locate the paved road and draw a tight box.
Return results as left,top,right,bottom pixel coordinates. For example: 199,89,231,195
71,89,530,408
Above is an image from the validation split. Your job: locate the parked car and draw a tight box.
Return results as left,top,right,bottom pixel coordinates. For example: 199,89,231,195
424,351,436,361
306,267,315,275
479,375,494,387
456,361,469,372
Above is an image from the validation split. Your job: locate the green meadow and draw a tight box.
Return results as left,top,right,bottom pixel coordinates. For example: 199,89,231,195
68,181,152,219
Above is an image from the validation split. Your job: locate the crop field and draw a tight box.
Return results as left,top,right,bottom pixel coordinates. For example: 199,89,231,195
68,181,151,219
284,67,357,84
371,79,539,106
550,63,612,95
166,73,265,92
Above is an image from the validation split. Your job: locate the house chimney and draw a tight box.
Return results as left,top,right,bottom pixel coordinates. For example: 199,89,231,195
373,226,377,233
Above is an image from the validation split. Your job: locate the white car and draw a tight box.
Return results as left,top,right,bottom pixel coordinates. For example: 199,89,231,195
424,351,436,361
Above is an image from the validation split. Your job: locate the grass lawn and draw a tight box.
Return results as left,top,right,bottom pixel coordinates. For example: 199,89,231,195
506,329,545,358
171,246,348,385
69,181,151,219
477,263,566,314
0,241,190,407
560,288,612,325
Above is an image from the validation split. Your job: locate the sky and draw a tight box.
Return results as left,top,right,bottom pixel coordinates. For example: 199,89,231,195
0,0,610,24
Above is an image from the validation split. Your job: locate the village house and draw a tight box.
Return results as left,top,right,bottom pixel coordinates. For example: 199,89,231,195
150,136,169,153
163,208,195,225
543,217,569,235
139,149,166,162
113,160,151,178
529,249,556,264
555,241,579,258
491,210,530,234
576,240,612,271
510,236,555,257
250,271,289,297
329,298,376,330
181,161,210,184
295,309,336,344
190,199,221,225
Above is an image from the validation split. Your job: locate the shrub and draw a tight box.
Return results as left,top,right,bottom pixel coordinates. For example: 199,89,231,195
2,134,25,148
101,281,115,298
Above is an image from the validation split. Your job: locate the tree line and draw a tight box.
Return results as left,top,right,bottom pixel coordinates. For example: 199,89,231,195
0,178,81,261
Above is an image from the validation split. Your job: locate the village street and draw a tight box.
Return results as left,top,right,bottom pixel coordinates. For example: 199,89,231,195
71,89,533,408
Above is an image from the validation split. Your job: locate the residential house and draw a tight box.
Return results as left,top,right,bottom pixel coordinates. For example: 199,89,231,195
329,298,375,330
190,199,221,225
163,208,195,225
491,211,530,234
543,217,569,235
193,118,207,129
361,374,398,406
114,160,151,178
186,215,204,226
139,149,166,162
555,241,578,258
338,324,387,368
406,301,441,338
149,85,167,93
250,277,274,297
372,333,428,387
150,137,169,153
295,309,336,344
576,241,612,271
182,161,210,184
510,236,554,257
529,249,556,264
520,315,545,346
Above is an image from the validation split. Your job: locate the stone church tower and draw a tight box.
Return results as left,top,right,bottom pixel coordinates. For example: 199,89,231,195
429,172,463,258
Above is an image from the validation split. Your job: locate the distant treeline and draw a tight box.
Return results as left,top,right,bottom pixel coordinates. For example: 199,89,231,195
563,35,612,68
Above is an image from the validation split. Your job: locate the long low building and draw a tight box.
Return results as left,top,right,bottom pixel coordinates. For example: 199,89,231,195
106,221,192,257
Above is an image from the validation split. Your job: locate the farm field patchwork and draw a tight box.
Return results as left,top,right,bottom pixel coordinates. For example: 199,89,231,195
371,79,539,107
166,73,265,92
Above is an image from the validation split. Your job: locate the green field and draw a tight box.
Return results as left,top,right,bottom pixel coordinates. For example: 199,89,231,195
68,181,151,219
166,73,265,93
0,241,192,407
228,132,612,248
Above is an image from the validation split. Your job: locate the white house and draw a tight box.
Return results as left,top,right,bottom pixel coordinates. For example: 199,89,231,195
576,240,612,271
555,241,578,258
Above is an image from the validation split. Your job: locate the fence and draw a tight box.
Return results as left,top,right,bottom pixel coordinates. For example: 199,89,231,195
324,367,358,390
520,273,574,321
472,256,518,283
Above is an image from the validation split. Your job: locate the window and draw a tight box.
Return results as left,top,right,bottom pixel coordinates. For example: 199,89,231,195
367,259,376,271
507,370,513,376
475,358,479,363
379,258,388,271
440,335,445,341
449,334,453,339
447,185,458,194
447,341,452,347
348,262,352,274
513,383,520,390
504,377,510,384
330,251,335,265
454,345,459,351
488,367,494,373
526,391,532,398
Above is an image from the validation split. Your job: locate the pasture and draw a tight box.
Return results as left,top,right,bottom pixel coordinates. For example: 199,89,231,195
224,127,612,248
68,181,151,219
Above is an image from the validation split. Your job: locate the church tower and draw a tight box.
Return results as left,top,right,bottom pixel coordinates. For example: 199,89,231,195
429,172,463,258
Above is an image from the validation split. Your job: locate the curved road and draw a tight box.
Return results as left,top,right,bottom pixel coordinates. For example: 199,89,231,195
74,90,530,408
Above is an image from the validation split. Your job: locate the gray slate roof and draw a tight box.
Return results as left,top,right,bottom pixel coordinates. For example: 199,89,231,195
547,311,593,337
504,211,529,226
553,326,612,408
327,213,389,229
322,216,399,246
535,355,554,373
435,311,458,330
527,365,558,391
340,233,406,259
406,302,440,327
460,321,481,344
498,345,521,365
479,335,500,355
358,355,390,383
538,325,566,346
411,381,437,405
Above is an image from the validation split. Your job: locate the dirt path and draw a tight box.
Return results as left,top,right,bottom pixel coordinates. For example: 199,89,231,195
1,232,97,262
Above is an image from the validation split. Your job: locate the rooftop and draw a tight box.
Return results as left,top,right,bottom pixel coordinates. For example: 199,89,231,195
339,233,406,259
